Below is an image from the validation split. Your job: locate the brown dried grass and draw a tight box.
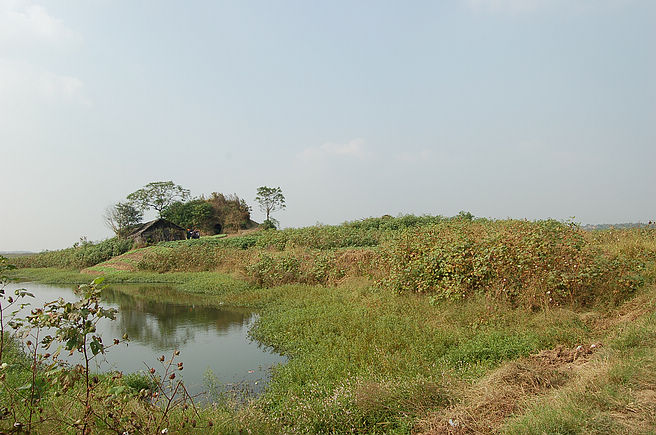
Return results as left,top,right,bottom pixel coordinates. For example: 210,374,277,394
415,344,601,434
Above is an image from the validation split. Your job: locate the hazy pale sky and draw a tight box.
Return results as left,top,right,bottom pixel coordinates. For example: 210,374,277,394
1,0,655,252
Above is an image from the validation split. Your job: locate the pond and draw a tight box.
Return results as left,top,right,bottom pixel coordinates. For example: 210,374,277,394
4,282,286,399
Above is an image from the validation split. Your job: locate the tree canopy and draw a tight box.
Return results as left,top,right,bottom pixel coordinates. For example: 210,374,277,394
208,192,252,233
255,186,286,227
127,181,190,216
161,199,213,230
103,202,143,238
160,192,252,233
108,181,255,237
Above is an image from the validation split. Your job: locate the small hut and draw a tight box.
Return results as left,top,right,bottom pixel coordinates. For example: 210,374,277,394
127,218,186,245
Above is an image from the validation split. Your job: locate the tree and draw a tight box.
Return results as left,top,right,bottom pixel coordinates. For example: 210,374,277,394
104,202,143,237
456,211,474,221
127,181,190,216
208,192,252,233
255,186,285,228
161,199,214,230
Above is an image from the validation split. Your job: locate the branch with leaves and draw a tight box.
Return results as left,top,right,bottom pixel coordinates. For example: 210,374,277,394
255,186,286,228
127,181,191,216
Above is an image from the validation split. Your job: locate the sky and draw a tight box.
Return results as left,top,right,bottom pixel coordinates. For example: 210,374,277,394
1,0,655,252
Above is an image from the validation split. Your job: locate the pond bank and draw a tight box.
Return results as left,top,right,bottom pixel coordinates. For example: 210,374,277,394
6,265,656,433
5,281,286,398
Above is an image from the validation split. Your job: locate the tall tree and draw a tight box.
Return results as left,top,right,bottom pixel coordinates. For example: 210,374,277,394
104,202,143,237
161,199,214,230
255,186,286,226
127,181,190,216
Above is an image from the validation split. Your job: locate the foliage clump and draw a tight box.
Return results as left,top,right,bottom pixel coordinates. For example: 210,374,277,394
127,181,191,216
11,238,134,270
162,193,254,234
255,186,286,229
104,202,143,238
379,219,649,308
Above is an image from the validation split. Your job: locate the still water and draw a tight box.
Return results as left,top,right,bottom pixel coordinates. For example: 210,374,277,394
5,282,286,398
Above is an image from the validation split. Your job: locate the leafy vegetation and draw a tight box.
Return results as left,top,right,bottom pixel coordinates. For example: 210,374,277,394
255,186,286,229
161,198,214,231
127,181,191,216
5,216,656,433
103,201,143,238
162,192,253,234
379,219,647,308
10,238,133,270
0,276,223,434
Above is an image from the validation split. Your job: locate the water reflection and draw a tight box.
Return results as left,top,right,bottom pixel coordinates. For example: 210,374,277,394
101,286,254,351
6,282,285,398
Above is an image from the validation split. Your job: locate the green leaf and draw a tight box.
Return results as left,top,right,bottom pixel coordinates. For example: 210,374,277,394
90,339,103,356
107,385,127,396
17,383,32,391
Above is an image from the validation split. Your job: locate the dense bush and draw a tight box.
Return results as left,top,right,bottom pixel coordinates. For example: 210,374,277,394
161,234,260,250
15,217,655,310
378,220,648,307
161,199,214,231
12,238,133,270
252,215,448,251
343,214,446,231
254,226,380,251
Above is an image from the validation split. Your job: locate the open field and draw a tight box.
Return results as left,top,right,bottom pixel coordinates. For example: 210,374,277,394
5,217,656,433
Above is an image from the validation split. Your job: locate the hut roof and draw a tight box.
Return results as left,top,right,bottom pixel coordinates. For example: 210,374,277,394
127,218,185,238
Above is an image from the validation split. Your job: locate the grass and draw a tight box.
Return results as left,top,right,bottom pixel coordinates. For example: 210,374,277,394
4,218,656,433
502,309,656,434
6,268,605,432
243,281,596,433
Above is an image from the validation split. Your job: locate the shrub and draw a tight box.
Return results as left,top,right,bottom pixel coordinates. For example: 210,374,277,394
12,238,134,270
378,220,646,308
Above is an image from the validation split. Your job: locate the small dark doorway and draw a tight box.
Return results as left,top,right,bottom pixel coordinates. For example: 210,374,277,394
213,223,222,234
